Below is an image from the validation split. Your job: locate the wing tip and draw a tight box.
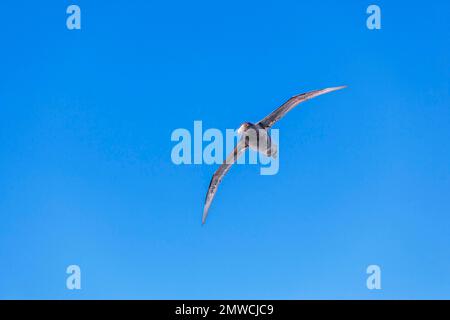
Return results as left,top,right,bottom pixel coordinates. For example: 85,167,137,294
291,85,347,99
330,85,347,91
202,208,208,225
322,85,347,94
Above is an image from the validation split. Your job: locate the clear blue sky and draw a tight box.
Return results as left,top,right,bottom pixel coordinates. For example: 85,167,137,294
0,0,449,299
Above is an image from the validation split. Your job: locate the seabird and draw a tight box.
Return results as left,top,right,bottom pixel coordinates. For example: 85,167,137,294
202,86,346,224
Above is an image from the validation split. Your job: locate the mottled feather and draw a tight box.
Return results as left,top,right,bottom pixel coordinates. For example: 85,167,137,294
202,139,248,224
202,86,346,224
258,86,346,128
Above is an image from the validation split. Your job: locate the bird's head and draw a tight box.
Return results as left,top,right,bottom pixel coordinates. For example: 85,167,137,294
237,122,252,135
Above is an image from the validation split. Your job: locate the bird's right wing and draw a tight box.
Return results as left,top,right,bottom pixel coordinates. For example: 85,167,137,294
202,139,248,224
258,86,346,128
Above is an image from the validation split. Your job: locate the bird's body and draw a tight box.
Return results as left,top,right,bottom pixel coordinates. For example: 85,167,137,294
202,86,346,224
238,122,278,158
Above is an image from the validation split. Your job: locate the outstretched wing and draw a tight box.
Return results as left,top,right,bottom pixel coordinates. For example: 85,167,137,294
258,86,346,128
202,139,248,224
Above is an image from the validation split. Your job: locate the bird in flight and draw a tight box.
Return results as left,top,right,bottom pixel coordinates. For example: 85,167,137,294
202,86,346,224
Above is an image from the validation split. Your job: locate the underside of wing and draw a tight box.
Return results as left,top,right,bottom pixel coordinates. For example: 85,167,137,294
258,86,346,128
202,139,248,224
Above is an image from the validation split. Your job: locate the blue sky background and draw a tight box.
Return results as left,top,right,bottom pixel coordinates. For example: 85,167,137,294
0,0,449,299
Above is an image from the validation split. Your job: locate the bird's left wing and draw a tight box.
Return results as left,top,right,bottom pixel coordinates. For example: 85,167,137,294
258,86,346,128
202,139,248,224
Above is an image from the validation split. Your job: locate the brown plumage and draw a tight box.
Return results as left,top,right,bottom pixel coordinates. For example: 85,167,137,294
202,86,346,224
